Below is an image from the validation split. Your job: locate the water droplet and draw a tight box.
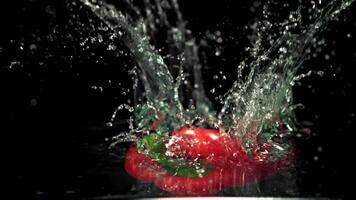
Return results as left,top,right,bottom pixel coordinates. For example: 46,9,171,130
9,61,20,69
30,98,38,106
316,71,324,77
107,44,117,51
29,44,37,51
324,54,330,60
279,47,287,53
98,34,103,42
215,50,221,56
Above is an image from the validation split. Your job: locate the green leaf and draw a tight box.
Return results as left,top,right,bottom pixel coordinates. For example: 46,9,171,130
137,133,212,177
137,133,164,153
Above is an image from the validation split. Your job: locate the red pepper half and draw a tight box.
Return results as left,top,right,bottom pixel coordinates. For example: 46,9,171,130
125,127,294,195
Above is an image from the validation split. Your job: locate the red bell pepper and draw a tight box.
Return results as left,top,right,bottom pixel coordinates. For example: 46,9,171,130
125,127,294,195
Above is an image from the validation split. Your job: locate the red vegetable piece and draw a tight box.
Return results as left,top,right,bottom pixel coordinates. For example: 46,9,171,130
125,127,295,195
166,127,239,165
125,145,221,195
124,145,166,182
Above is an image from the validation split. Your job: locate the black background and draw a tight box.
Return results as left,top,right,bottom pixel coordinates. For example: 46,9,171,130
1,0,355,199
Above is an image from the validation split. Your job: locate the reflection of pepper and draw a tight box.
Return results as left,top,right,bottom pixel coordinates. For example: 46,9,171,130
125,127,294,195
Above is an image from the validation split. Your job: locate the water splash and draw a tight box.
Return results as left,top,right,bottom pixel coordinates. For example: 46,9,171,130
78,0,218,136
77,0,354,162
220,0,356,156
